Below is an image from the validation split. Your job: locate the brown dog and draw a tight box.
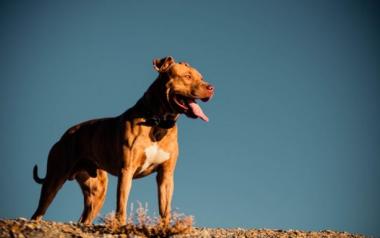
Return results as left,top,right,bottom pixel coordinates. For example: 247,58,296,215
31,56,214,225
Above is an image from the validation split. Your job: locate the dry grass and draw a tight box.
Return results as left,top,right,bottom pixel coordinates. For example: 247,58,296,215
98,202,194,237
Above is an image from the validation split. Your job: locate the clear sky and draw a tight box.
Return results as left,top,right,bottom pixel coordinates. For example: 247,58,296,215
1,0,379,236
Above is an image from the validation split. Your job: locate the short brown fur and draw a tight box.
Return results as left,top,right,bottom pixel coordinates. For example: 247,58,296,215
31,56,214,225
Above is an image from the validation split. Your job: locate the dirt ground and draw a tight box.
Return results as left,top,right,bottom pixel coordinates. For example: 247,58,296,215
0,218,368,238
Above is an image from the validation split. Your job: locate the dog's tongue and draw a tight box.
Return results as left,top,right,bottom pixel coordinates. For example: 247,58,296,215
188,101,209,122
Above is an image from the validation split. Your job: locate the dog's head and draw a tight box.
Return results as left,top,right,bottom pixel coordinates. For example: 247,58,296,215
153,56,214,122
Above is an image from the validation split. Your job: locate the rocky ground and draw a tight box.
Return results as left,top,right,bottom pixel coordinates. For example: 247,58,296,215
0,218,368,238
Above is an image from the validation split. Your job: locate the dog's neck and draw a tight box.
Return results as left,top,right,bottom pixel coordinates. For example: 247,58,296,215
122,76,179,129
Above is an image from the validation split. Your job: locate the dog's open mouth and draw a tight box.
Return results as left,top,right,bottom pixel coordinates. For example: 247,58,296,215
172,95,209,122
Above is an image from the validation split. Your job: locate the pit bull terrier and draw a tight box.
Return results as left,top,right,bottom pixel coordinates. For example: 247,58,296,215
31,56,214,225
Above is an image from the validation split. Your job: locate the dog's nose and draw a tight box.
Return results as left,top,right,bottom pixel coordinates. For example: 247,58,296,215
206,84,214,92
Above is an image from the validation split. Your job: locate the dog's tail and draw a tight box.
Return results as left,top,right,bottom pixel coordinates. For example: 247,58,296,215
33,165,45,184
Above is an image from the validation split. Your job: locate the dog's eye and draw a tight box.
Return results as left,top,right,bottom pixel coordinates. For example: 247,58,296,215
184,75,192,80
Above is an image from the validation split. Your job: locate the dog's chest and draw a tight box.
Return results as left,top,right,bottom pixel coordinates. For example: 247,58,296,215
141,143,170,172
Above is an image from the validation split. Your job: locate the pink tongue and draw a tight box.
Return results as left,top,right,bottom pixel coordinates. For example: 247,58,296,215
188,101,209,122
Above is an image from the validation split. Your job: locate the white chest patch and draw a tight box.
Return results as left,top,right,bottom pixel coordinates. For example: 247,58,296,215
141,143,170,172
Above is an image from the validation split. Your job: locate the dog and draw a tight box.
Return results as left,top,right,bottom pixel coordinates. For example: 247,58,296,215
31,56,214,225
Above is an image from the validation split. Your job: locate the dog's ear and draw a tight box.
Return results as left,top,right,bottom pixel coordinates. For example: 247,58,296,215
153,56,175,73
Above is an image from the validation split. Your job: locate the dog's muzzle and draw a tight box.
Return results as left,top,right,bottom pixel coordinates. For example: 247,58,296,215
171,84,214,122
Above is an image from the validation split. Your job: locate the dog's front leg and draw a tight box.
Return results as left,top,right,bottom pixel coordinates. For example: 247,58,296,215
156,170,174,225
116,167,134,224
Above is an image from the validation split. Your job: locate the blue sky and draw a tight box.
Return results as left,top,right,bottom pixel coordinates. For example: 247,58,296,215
0,0,379,236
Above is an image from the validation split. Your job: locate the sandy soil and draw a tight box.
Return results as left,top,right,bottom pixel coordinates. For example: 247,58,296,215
0,218,368,238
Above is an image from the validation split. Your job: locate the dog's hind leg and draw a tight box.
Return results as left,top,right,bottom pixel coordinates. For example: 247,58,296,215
76,169,108,225
31,143,68,221
31,174,66,221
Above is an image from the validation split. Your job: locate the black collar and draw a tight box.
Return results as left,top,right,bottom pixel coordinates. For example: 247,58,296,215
122,101,178,129
140,115,177,129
